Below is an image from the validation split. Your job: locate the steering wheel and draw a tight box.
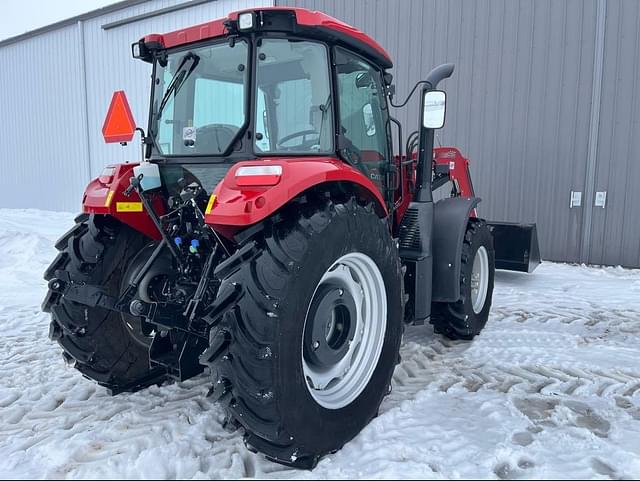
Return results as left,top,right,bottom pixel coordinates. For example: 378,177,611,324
192,124,238,154
277,129,320,150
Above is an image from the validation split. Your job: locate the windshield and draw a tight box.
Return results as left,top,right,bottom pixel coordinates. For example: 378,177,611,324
152,40,248,156
255,39,333,154
150,37,334,159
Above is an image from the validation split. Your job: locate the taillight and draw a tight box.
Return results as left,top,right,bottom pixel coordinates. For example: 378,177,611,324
235,165,282,186
98,166,116,185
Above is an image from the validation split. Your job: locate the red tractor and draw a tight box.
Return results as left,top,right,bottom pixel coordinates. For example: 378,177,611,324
42,7,539,468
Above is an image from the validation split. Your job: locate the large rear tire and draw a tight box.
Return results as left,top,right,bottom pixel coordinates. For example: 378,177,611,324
201,196,403,468
42,214,166,394
430,219,495,340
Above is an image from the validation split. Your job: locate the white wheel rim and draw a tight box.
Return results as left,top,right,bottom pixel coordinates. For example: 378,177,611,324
302,252,387,410
471,246,489,314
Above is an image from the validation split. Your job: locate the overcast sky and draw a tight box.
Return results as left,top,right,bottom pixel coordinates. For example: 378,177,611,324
0,0,121,41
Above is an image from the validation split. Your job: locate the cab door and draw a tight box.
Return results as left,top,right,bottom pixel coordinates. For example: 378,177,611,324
335,47,392,198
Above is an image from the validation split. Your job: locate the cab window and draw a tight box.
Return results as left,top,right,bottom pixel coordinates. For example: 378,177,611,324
335,48,390,191
254,38,333,154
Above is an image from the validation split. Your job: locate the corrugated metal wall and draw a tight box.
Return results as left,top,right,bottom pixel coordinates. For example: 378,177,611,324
0,0,272,213
280,0,601,264
0,24,89,212
588,0,640,267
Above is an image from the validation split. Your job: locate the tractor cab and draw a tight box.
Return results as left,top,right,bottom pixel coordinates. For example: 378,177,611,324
132,8,397,210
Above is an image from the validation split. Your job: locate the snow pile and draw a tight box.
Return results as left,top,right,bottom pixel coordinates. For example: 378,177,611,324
0,208,639,479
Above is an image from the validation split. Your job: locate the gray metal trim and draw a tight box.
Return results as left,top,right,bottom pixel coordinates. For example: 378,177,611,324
77,20,92,182
0,0,151,48
580,0,608,263
102,0,217,30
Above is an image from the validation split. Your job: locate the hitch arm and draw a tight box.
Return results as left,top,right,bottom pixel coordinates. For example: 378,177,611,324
48,276,120,312
48,275,200,335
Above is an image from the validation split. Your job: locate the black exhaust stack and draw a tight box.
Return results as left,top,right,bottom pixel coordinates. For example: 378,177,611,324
414,63,455,203
400,64,455,324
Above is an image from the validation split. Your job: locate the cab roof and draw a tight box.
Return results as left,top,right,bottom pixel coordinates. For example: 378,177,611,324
142,7,393,69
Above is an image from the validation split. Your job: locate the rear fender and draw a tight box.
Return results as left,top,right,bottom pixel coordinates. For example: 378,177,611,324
82,163,163,240
205,158,388,238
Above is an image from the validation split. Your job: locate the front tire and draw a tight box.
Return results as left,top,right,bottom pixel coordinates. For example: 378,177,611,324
430,219,495,340
201,195,403,468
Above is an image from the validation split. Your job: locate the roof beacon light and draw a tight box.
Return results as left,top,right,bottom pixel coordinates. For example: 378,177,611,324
238,12,255,31
236,165,282,186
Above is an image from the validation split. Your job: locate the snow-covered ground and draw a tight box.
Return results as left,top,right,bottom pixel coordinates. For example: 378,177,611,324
1,208,640,479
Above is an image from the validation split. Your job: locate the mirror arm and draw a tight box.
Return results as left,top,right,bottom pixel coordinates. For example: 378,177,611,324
135,127,148,162
388,80,431,108
388,64,454,108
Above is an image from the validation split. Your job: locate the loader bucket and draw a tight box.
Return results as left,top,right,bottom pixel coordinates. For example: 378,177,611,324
487,222,541,273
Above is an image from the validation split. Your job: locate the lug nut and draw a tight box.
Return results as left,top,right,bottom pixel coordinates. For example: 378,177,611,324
129,300,145,316
313,341,320,350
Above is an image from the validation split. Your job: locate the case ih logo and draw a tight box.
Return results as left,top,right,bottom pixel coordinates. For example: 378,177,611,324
102,91,136,143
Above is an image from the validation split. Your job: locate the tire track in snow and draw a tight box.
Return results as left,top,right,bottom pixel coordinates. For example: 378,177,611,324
377,293,640,479
390,325,640,404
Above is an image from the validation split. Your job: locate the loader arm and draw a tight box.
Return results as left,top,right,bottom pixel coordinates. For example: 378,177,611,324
431,147,540,273
433,147,477,216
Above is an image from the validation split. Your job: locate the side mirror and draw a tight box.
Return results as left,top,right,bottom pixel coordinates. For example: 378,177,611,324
355,72,372,88
362,103,376,136
422,90,446,129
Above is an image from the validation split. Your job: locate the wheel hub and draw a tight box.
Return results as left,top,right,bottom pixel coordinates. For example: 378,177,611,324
304,283,357,368
471,246,489,314
302,252,387,410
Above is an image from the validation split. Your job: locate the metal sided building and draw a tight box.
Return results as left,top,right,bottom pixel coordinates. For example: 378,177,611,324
0,0,638,267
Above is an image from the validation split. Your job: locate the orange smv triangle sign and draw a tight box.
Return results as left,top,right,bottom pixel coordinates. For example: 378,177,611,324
102,91,137,143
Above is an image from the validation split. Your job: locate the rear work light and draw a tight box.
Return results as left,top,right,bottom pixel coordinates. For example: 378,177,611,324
235,165,282,186
238,12,255,31
131,39,151,62
131,41,142,59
